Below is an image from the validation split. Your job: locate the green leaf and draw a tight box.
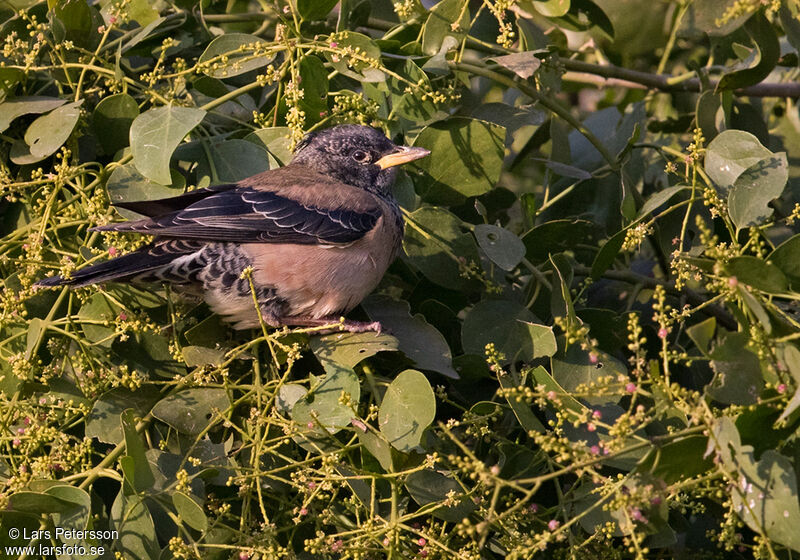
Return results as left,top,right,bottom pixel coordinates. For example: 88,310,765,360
113,330,185,379
48,486,91,543
25,317,44,360
184,314,228,348
244,127,293,167
362,296,459,379
462,299,548,363
412,118,505,205
405,469,476,522
682,0,750,35
769,234,800,289
725,256,788,293
0,96,66,132
402,206,481,291
379,369,435,452
297,55,329,124
778,344,800,423
498,367,546,434
194,139,271,184
488,52,541,79
716,13,780,91
704,129,771,189
292,362,360,435
712,417,800,552
636,435,713,484
421,0,470,55
780,2,800,55
297,0,338,20
309,331,398,369
474,224,526,271
554,0,614,37
130,106,206,184
151,388,229,435
173,492,208,532
106,163,184,220
76,293,118,347
182,345,225,367
357,429,394,471
53,0,100,48
727,152,788,229
391,59,442,124
0,68,25,94
86,386,162,444
275,383,308,415
121,408,155,492
111,490,159,559
93,93,139,155
707,331,763,405
125,0,160,26
686,317,716,356
197,33,273,78
7,491,77,513
551,344,628,406
524,322,558,359
324,31,385,82
590,227,627,280
550,253,576,323
23,99,83,159
636,186,690,218
526,0,570,17
522,219,602,265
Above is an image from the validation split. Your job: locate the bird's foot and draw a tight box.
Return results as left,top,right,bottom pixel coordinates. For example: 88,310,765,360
284,316,384,334
338,319,383,333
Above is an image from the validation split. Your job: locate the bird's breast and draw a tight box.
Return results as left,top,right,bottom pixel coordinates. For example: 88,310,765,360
246,210,402,319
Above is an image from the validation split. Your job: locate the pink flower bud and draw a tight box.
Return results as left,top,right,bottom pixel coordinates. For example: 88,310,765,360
625,383,637,394
547,519,560,531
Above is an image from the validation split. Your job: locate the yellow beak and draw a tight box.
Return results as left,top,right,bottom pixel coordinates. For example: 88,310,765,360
375,146,431,169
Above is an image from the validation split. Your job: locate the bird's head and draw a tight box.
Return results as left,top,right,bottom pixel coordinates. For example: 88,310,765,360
289,125,429,195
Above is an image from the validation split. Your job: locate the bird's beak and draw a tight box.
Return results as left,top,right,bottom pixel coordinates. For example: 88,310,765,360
375,146,430,169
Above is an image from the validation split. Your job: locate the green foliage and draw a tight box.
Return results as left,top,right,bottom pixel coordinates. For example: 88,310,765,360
2,0,800,559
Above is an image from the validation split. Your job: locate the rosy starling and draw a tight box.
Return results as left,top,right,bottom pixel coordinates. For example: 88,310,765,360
38,125,429,332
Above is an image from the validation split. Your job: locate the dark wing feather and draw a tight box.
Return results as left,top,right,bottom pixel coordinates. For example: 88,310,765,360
36,240,204,287
111,183,237,217
93,186,381,245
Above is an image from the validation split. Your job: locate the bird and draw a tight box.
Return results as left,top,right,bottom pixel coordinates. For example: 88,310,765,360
37,125,430,332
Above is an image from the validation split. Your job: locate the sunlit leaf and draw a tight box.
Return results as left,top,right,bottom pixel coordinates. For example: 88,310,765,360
198,33,274,78
130,106,206,184
379,369,435,452
411,118,505,205
152,388,229,435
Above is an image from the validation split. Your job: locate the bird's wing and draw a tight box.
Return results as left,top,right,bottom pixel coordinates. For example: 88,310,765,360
111,183,238,217
94,182,383,245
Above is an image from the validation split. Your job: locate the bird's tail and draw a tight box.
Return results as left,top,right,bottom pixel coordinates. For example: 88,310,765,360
36,242,197,288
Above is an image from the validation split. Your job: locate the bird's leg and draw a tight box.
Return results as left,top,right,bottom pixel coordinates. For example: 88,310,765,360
286,316,383,333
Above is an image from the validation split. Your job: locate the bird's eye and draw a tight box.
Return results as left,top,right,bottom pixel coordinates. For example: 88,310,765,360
351,150,371,163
